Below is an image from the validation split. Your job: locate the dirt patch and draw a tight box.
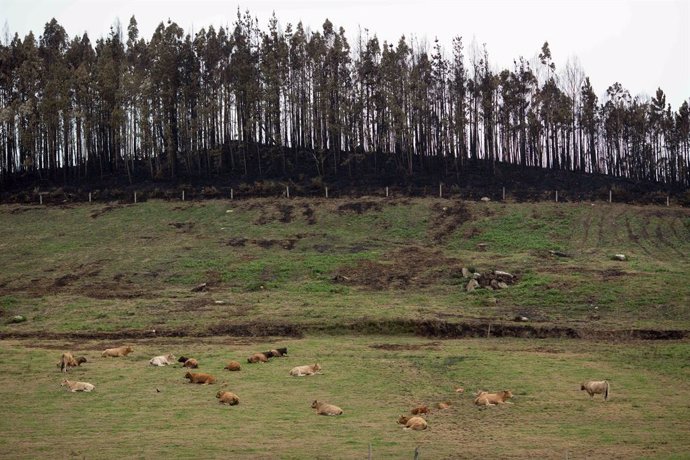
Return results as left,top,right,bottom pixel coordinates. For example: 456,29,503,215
255,238,298,250
333,246,463,290
53,274,79,287
226,237,247,247
601,268,626,280
337,200,382,214
429,202,472,242
302,204,316,225
90,204,124,219
369,342,441,351
169,221,195,232
1,320,687,341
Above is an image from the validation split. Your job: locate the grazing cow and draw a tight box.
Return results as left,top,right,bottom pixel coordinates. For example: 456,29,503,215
102,346,134,358
149,354,176,367
474,390,514,406
397,415,427,431
247,353,268,364
184,372,216,385
581,380,609,401
411,405,429,415
223,361,241,371
216,391,240,406
437,401,451,410
311,400,343,416
57,353,87,372
182,358,199,368
61,379,95,392
289,363,322,377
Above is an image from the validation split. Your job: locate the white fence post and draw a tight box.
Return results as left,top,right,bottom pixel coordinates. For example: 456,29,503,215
182,190,185,201
134,192,137,203
385,186,389,197
439,183,443,198
325,186,329,198
555,190,559,202
286,186,290,198
230,188,234,200
609,189,612,203
39,193,43,205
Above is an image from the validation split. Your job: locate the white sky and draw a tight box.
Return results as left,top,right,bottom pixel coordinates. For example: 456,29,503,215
2,0,689,108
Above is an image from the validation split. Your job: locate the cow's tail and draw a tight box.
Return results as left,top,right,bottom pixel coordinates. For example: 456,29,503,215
604,381,609,401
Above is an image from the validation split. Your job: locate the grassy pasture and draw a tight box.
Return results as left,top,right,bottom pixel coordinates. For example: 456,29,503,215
0,337,689,459
0,197,689,458
0,197,689,334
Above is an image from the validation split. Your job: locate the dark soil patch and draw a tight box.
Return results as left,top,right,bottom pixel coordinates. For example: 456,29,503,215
429,202,472,243
254,238,298,250
169,221,195,232
302,204,316,225
54,274,79,287
226,237,248,247
369,342,441,351
90,204,126,219
1,320,686,341
278,204,294,223
601,268,626,280
337,200,382,214
333,246,463,290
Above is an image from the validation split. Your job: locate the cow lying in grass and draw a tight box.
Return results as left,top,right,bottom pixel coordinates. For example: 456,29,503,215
411,405,429,415
61,379,95,392
397,415,427,431
216,391,240,405
102,346,133,358
263,347,288,358
149,354,175,366
223,361,241,371
57,353,87,372
289,363,322,376
311,400,343,416
182,358,199,368
474,390,513,406
581,380,609,401
247,353,268,364
184,372,216,384
437,401,451,410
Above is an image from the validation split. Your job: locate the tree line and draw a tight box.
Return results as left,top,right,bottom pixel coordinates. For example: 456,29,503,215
0,12,688,189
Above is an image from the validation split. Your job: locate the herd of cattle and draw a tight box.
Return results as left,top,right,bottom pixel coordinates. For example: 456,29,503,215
57,345,610,431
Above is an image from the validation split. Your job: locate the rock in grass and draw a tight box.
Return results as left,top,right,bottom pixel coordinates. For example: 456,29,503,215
461,267,471,278
466,279,480,292
10,315,26,323
613,254,627,261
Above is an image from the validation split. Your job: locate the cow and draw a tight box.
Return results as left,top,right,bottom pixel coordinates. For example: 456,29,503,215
247,353,268,364
149,354,175,367
57,353,87,372
289,363,322,377
223,361,241,371
216,391,240,406
61,379,95,392
182,358,199,368
311,400,343,416
184,372,216,385
397,415,427,431
581,380,610,401
102,346,134,358
474,390,513,406
411,405,429,415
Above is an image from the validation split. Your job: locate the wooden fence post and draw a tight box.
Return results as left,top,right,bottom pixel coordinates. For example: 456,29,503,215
286,186,290,198
502,186,505,201
39,193,43,205
439,183,443,198
88,192,92,203
325,186,329,198
609,189,612,203
134,192,137,203
182,190,185,201
230,188,234,200
385,186,389,197
555,190,559,202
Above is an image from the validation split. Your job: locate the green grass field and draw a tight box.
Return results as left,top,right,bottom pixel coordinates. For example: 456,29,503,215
0,197,689,458
1,337,688,459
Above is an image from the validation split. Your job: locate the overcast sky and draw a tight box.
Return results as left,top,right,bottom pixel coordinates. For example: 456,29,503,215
2,0,688,108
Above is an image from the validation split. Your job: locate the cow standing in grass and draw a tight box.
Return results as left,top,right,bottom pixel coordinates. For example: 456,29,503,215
581,380,610,401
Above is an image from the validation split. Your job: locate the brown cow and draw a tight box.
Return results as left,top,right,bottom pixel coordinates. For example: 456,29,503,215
411,405,429,415
311,400,343,416
182,358,199,369
184,372,216,385
397,415,427,431
223,361,241,371
247,353,268,364
102,346,134,358
216,391,240,405
474,390,513,406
